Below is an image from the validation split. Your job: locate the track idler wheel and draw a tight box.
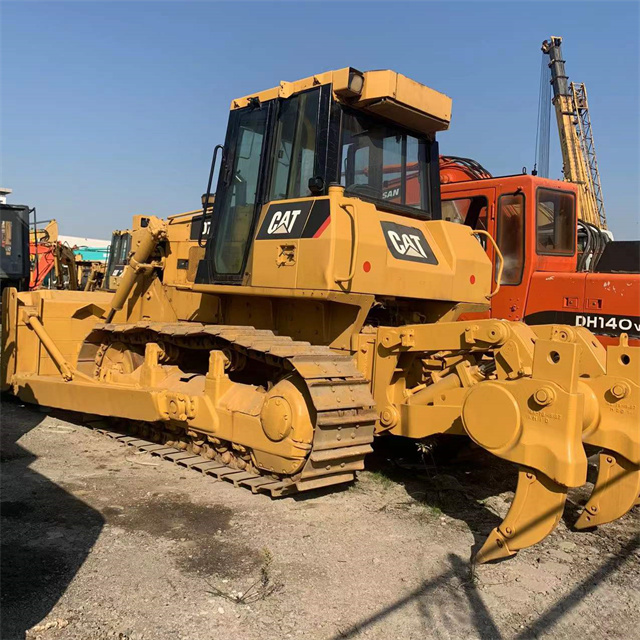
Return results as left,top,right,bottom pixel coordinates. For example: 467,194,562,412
252,375,314,476
476,469,567,563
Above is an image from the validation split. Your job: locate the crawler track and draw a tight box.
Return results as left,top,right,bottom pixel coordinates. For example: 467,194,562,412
91,425,339,496
85,321,378,496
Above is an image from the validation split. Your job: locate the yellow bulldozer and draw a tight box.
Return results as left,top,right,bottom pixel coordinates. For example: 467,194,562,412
2,68,638,563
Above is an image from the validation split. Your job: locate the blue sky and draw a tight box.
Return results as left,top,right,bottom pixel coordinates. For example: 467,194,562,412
2,1,638,239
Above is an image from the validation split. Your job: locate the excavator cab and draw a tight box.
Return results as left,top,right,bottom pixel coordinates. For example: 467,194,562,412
0,204,30,299
196,68,443,285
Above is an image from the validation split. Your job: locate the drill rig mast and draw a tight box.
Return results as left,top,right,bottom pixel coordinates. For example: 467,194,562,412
542,36,607,229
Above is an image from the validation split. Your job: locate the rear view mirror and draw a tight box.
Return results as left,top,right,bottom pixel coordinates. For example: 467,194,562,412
308,176,325,195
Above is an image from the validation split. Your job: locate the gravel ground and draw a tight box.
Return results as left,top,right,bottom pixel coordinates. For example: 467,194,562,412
1,396,638,640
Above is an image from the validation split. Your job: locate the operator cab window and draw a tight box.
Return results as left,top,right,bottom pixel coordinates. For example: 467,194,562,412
269,88,321,201
339,110,432,216
107,233,130,278
536,188,575,255
118,234,131,265
404,138,422,207
106,234,119,276
1,219,13,256
441,199,469,224
496,193,525,285
441,196,488,228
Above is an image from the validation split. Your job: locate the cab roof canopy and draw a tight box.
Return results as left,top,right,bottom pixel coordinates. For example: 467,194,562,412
230,67,452,136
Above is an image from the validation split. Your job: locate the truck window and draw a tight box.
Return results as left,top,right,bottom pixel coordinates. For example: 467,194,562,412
536,188,575,255
496,193,525,285
441,195,489,248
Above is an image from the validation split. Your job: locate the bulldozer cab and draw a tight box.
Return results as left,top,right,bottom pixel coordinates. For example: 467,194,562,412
105,229,132,290
196,68,447,285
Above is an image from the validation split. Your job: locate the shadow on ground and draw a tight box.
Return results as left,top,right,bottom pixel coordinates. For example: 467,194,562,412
330,537,639,640
1,396,105,640
363,435,600,554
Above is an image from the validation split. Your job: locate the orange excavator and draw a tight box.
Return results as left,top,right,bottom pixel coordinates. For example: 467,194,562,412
379,157,639,346
435,36,639,346
29,220,80,290
378,34,639,346
438,158,639,346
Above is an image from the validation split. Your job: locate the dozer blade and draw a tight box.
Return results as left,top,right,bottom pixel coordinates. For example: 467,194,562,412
476,469,567,564
575,452,640,530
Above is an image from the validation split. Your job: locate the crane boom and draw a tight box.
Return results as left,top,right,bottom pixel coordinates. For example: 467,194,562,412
542,36,607,229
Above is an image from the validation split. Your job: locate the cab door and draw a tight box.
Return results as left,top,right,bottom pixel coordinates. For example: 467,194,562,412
441,184,495,320
198,102,272,284
489,190,529,321
442,184,530,321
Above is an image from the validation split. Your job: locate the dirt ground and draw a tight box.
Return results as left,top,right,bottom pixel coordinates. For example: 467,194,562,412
1,396,638,640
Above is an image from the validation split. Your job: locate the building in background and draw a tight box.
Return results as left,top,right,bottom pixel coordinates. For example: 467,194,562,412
58,235,111,263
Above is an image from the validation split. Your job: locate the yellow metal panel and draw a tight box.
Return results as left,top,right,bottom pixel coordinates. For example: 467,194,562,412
354,70,452,132
229,68,451,134
230,69,340,110
248,191,491,305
